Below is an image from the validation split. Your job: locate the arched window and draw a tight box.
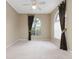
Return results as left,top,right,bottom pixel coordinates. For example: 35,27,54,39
54,11,61,39
31,17,41,35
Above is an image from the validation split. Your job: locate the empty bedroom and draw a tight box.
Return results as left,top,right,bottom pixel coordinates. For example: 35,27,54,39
6,0,72,59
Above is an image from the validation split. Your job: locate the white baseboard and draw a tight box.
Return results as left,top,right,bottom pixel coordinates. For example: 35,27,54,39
31,39,51,41
6,39,19,49
18,39,28,41
18,39,50,41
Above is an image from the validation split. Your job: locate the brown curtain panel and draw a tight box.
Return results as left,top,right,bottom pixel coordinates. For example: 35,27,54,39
28,16,34,40
59,1,67,50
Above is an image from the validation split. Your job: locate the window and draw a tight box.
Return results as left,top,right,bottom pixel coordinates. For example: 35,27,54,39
31,17,41,35
54,12,61,39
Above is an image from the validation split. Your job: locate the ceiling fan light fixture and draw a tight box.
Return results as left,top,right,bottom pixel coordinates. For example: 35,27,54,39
32,5,37,9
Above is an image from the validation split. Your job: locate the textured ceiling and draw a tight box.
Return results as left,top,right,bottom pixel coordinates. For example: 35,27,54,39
7,0,63,14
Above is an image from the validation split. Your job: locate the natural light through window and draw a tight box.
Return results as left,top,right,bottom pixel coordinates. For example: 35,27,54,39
54,12,61,40
32,17,41,35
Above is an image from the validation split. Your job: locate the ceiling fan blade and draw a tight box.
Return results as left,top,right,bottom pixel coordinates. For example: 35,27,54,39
37,5,42,10
31,0,36,3
23,4,31,6
39,2,46,5
38,7,41,10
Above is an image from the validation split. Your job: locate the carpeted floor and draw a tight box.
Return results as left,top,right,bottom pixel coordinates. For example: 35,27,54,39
6,40,72,59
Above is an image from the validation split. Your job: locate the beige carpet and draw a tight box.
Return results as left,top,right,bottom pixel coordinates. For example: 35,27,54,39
6,40,71,59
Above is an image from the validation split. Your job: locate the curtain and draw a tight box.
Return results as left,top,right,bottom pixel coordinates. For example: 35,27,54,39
28,16,34,40
59,1,67,50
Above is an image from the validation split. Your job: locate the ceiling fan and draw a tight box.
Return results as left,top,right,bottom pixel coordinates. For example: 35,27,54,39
23,0,46,10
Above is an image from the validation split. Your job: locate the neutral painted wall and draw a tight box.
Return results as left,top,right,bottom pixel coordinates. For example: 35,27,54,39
18,15,28,40
6,2,19,47
65,0,72,51
19,14,51,41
